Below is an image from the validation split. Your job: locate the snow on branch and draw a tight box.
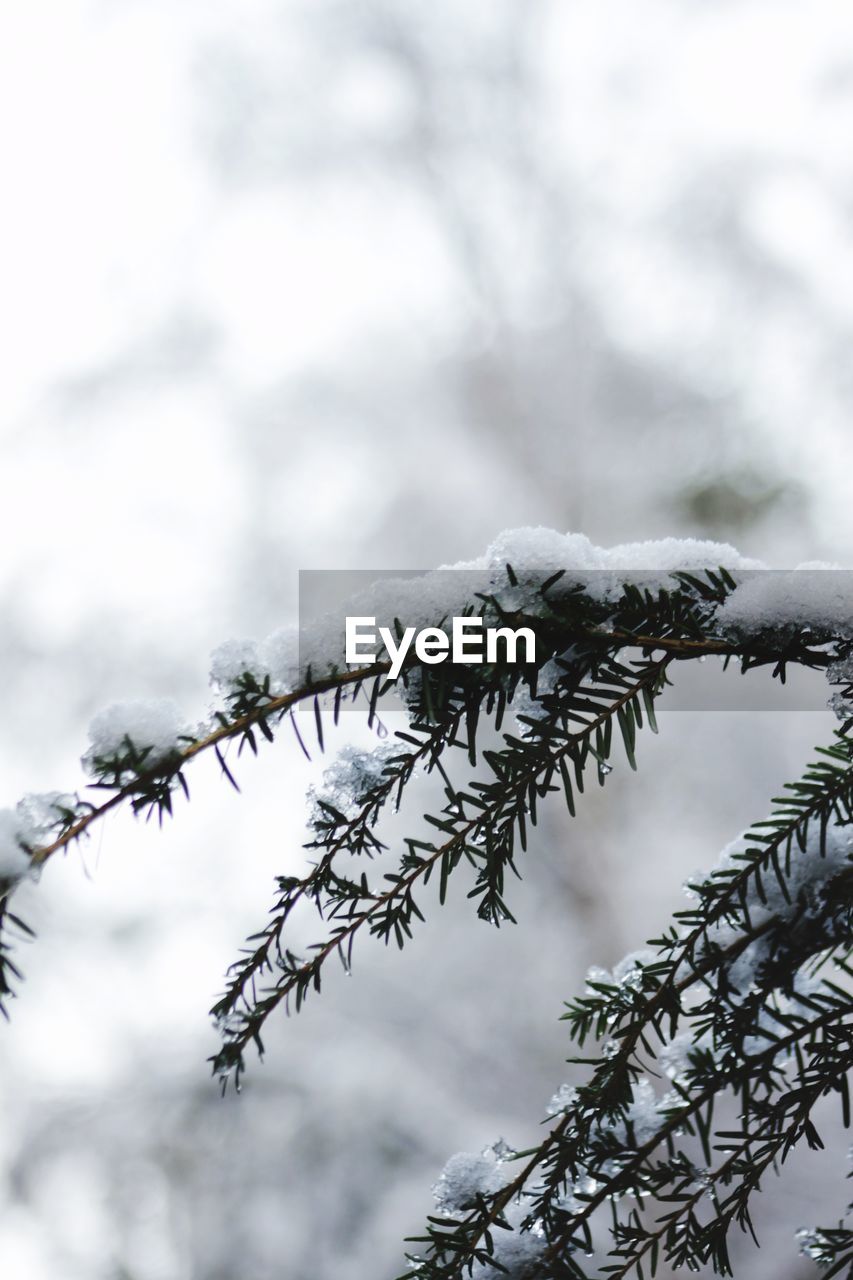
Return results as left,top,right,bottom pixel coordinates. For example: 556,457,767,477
0,527,851,1278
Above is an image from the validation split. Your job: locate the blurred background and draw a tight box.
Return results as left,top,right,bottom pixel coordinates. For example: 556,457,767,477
0,1,851,1276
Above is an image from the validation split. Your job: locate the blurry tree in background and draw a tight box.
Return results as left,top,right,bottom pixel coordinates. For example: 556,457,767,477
1,1,853,1277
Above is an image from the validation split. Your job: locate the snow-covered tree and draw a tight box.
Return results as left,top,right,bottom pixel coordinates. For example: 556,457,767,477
1,529,851,1279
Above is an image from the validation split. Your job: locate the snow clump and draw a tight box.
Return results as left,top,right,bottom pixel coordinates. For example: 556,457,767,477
307,741,406,828
209,628,299,697
85,699,192,772
432,1146,510,1213
0,810,34,884
0,792,77,883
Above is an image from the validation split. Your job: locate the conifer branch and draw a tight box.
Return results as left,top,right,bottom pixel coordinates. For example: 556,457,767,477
2,545,851,1277
211,654,673,1085
29,663,387,870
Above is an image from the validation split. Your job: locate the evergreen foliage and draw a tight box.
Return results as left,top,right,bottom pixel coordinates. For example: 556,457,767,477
1,552,851,1278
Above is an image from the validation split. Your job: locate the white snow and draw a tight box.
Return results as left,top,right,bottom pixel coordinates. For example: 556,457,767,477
209,628,299,697
0,792,80,880
699,818,852,996
830,692,853,722
585,948,656,995
546,1083,578,1117
740,974,827,1059
446,529,764,577
208,531,852,712
512,657,563,735
601,1077,664,1149
717,568,853,640
206,530,769,703
257,627,299,690
824,655,850,686
795,1227,827,1263
0,810,33,884
827,656,853,685
649,819,851,1019
209,638,265,691
307,741,405,829
85,698,191,770
16,791,77,838
826,655,853,721
447,528,766,610
470,1202,545,1278
660,1031,704,1084
432,1147,510,1213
